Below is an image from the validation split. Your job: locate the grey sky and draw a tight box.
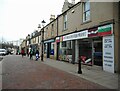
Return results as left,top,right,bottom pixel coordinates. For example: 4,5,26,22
0,0,79,42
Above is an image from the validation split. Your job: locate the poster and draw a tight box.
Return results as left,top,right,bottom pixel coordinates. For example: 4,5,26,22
103,35,114,73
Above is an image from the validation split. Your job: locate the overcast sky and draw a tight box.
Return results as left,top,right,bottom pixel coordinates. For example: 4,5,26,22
0,0,80,42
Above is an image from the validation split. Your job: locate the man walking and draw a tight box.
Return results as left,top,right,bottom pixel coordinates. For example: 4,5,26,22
30,49,33,60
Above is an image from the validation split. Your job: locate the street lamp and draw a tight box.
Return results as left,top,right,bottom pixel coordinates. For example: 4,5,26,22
28,34,30,45
40,20,46,61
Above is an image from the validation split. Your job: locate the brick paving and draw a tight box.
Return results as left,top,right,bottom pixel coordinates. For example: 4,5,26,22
2,55,109,89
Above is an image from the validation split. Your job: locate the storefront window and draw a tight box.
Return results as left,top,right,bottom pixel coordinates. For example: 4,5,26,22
44,43,47,53
62,41,66,47
50,42,54,55
51,42,54,50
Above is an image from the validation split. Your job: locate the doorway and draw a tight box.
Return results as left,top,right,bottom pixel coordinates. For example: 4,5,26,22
93,38,102,66
47,43,50,58
79,39,92,65
56,42,60,60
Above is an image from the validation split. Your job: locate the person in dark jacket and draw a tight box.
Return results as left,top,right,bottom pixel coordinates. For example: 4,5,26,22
35,49,39,61
30,49,33,60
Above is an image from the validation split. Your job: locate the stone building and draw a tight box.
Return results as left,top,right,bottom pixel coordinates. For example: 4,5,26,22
43,0,119,73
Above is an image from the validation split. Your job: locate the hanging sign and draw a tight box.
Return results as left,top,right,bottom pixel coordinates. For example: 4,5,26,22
103,35,114,73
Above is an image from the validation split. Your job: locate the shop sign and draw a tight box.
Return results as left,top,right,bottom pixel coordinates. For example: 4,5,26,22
63,30,88,41
88,27,98,37
98,24,113,36
103,35,114,73
56,37,60,42
44,39,55,43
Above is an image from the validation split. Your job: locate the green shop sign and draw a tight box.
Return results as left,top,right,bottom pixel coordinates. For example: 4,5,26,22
98,24,113,36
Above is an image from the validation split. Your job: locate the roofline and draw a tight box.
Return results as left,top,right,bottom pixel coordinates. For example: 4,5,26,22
44,1,81,28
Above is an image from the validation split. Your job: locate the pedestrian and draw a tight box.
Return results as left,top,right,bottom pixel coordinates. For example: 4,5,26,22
27,49,29,57
21,48,25,58
35,49,39,61
30,49,33,60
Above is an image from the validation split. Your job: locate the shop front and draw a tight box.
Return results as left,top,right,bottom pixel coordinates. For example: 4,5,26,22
86,24,114,73
60,23,114,73
44,39,55,59
62,30,88,63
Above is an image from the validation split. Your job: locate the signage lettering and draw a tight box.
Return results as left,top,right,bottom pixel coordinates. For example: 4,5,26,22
103,35,114,73
63,30,88,41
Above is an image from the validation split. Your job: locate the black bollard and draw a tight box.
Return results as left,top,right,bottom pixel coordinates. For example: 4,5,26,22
78,58,82,74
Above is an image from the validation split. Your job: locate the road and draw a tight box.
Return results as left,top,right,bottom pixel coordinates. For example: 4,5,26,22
2,55,108,89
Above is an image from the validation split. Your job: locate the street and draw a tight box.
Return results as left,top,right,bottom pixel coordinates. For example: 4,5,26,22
2,55,108,89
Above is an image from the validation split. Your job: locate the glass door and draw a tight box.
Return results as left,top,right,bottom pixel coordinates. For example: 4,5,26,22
93,38,102,66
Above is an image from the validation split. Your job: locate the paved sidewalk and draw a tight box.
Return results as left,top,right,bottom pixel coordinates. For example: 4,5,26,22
42,58,118,89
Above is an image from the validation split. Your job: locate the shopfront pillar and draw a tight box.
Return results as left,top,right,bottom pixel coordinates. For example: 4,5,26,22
72,40,75,64
75,40,79,63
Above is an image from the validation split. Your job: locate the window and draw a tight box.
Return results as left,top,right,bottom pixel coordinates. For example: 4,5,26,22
44,43,47,53
51,42,54,50
50,42,54,55
63,14,67,30
67,41,72,49
62,41,66,47
38,36,39,43
83,0,90,22
51,24,54,37
46,27,48,38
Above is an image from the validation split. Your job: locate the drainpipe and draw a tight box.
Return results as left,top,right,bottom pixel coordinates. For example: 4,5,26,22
118,1,120,90
57,16,59,37
56,16,59,60
118,1,120,74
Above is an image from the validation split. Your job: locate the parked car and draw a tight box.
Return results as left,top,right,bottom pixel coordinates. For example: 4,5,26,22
0,49,7,56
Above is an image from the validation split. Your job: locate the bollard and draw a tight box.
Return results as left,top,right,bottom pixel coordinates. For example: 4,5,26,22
78,58,82,74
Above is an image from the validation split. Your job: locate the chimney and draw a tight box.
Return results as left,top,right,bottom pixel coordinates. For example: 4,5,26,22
71,0,75,4
50,15,55,22
65,0,68,2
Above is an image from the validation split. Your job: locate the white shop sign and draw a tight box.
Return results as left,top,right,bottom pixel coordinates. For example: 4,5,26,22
63,30,88,41
103,35,114,73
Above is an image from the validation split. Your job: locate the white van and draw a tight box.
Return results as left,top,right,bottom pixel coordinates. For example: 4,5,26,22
0,49,7,56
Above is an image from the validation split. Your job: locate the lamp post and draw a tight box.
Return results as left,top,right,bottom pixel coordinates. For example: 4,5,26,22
40,20,46,61
28,34,30,45
78,57,82,74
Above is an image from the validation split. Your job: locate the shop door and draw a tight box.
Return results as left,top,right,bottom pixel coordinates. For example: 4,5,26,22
56,42,60,60
93,40,102,66
47,43,50,58
79,40,92,65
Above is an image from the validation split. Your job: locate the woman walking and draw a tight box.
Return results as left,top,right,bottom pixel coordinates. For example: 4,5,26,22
21,48,25,58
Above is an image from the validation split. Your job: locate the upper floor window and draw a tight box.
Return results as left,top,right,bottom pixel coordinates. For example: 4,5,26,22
45,27,48,38
51,24,54,37
83,0,90,22
63,14,67,30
